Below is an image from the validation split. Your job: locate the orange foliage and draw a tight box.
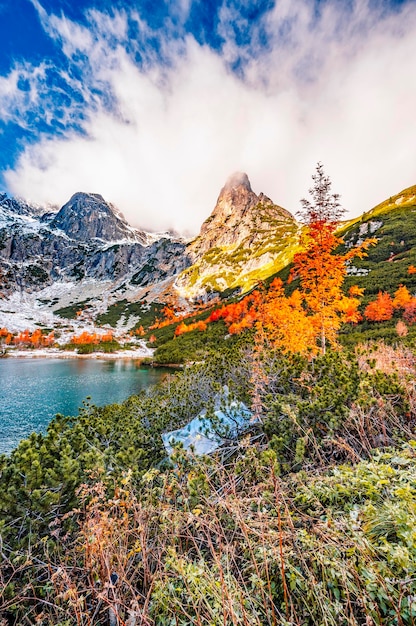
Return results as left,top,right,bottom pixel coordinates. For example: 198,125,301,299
207,291,261,331
349,285,365,297
292,222,374,350
392,284,413,309
337,296,362,324
0,327,14,346
174,320,207,336
260,279,318,356
150,306,180,330
13,329,55,348
72,331,113,345
72,331,100,345
162,306,176,320
408,265,416,275
364,292,394,322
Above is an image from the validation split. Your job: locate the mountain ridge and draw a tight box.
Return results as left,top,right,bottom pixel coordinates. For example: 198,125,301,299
2,176,416,334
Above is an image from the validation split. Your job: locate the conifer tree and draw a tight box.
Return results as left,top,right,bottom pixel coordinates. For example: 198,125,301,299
294,163,373,353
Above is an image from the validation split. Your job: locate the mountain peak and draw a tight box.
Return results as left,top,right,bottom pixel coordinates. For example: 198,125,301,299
222,172,252,193
50,192,145,243
68,192,106,204
183,172,295,264
176,174,297,299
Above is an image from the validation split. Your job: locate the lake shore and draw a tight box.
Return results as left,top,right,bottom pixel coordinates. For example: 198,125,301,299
2,346,155,360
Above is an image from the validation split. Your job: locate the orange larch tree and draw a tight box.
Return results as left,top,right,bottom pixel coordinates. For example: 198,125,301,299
392,284,413,309
292,163,374,353
364,291,394,322
260,279,317,355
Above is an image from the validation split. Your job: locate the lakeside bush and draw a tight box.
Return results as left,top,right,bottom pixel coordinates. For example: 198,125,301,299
1,442,415,624
0,340,415,623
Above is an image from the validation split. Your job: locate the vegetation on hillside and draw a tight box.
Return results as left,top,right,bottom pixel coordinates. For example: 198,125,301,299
0,340,415,624
1,166,415,624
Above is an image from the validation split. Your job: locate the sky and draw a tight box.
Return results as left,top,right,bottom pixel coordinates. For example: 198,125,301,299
0,0,416,234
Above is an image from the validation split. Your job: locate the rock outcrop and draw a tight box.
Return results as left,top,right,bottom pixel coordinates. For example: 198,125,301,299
176,172,299,299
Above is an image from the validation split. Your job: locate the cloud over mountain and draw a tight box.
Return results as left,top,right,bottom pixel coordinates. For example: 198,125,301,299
1,0,416,234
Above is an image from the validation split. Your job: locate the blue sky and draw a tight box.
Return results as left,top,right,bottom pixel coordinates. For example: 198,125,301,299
0,0,416,232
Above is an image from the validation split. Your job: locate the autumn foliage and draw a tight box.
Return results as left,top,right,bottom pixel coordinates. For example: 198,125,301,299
392,285,413,309
364,292,394,322
13,329,55,348
207,290,262,334
363,285,416,324
71,331,114,345
175,320,207,336
0,327,13,345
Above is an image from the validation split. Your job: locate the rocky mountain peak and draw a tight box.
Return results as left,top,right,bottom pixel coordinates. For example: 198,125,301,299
176,172,298,300
189,173,293,258
212,172,256,222
50,192,146,243
222,171,252,193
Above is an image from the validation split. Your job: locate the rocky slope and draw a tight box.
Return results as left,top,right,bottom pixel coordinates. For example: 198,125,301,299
0,192,189,295
175,172,299,299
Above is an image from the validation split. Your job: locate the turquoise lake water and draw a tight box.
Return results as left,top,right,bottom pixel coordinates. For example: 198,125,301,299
0,358,167,455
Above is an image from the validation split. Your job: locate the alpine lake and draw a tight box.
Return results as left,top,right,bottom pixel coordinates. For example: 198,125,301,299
0,357,169,455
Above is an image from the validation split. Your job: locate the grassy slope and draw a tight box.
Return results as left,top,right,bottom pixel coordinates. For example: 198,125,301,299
340,184,416,298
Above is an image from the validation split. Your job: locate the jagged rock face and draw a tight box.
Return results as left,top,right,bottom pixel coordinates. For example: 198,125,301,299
130,239,190,287
0,194,36,218
0,192,188,295
188,172,294,258
176,172,299,300
50,192,147,244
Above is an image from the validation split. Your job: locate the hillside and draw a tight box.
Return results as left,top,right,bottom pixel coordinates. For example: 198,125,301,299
340,184,416,296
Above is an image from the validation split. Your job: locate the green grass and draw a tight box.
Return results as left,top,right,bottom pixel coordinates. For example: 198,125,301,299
62,339,122,354
96,300,165,328
54,299,92,319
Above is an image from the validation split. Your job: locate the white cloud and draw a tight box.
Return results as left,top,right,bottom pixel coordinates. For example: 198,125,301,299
0,63,48,125
3,1,416,234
